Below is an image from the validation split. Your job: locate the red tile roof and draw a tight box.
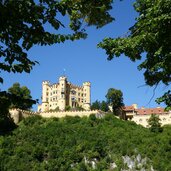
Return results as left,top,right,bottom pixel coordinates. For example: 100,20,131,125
123,105,167,115
136,108,166,115
123,106,135,111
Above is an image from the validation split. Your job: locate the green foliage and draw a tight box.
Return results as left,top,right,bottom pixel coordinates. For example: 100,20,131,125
0,0,114,83
0,83,36,134
91,100,109,112
148,114,163,133
8,82,35,110
100,100,109,112
91,100,101,110
75,105,85,111
98,0,171,108
156,90,171,111
105,88,124,115
0,114,171,170
65,105,71,111
48,106,60,112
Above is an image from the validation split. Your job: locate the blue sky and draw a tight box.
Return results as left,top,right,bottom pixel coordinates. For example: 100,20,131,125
1,0,168,110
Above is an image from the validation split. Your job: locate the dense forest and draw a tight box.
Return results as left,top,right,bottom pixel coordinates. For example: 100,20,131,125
0,114,171,171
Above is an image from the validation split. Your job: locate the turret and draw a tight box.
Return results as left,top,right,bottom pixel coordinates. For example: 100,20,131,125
58,76,67,110
83,81,91,110
41,81,50,111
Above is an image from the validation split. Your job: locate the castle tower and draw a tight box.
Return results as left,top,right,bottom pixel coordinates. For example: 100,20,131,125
58,76,67,110
83,82,91,110
41,81,50,111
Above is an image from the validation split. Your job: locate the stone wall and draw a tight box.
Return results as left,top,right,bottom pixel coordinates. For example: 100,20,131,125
9,109,38,124
39,110,101,118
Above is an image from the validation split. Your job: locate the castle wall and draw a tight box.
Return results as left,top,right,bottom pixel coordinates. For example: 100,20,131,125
9,109,38,124
9,109,101,124
10,108,171,127
39,110,99,118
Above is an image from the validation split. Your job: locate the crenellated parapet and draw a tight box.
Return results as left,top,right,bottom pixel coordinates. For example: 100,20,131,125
42,81,50,85
83,81,91,86
9,108,39,124
9,108,103,124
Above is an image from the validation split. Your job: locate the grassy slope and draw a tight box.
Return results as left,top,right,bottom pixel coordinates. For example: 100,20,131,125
0,114,171,171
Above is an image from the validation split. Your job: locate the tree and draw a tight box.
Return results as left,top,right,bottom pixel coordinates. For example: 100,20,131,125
0,0,114,83
148,114,163,133
98,0,171,107
7,82,35,110
91,100,101,110
0,91,17,134
100,100,109,112
0,0,114,132
0,83,35,133
105,88,124,115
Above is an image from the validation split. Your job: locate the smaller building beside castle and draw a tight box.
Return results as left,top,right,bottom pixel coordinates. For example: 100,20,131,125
38,76,91,112
123,104,171,127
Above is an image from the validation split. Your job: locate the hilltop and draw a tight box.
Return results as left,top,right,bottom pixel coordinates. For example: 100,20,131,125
0,114,171,170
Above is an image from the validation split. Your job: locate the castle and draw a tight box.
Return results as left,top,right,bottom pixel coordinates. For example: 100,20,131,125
38,76,91,112
9,75,171,127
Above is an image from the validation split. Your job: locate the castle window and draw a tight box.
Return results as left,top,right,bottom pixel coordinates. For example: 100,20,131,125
46,98,48,101
46,92,49,96
71,90,76,95
85,93,86,96
78,98,80,102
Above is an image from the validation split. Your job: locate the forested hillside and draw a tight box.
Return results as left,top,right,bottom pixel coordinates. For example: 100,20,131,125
0,114,171,170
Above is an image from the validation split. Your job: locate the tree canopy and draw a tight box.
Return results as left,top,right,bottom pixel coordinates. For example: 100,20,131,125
0,0,113,83
105,88,124,115
8,82,35,110
1,114,171,170
101,100,109,112
148,114,163,133
91,100,109,112
0,83,35,133
98,0,171,108
91,100,101,110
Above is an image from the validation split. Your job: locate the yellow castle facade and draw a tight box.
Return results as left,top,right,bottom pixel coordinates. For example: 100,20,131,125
38,76,91,112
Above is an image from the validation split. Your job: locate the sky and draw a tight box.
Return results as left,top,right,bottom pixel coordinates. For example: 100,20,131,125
1,0,168,111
